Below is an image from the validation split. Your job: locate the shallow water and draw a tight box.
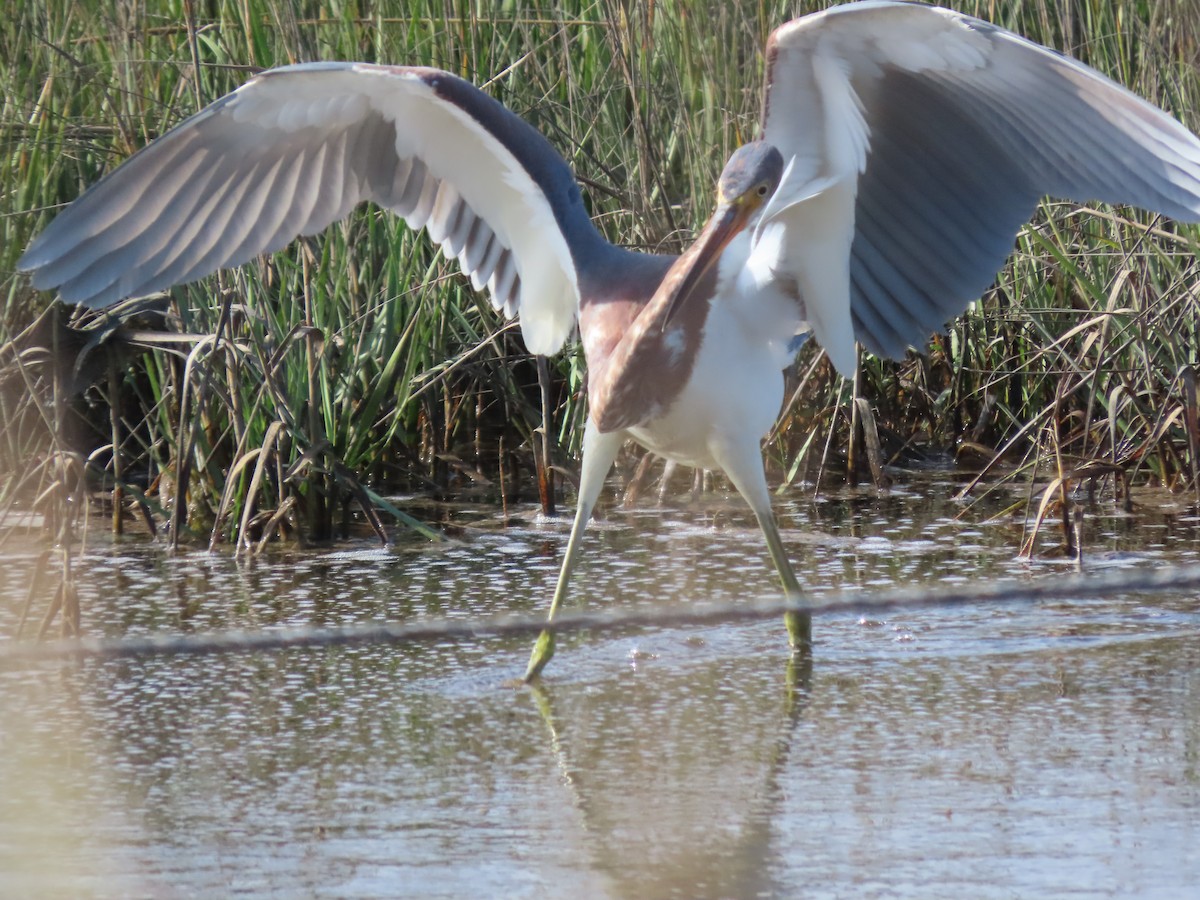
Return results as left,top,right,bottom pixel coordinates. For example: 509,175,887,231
2,477,1199,898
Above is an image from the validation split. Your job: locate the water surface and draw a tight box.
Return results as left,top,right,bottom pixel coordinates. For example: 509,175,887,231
2,477,1198,897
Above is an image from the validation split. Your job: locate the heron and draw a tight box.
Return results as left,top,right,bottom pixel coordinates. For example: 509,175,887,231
19,1,1200,679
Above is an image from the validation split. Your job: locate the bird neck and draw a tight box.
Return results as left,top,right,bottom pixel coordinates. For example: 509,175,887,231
582,242,720,434
576,243,674,367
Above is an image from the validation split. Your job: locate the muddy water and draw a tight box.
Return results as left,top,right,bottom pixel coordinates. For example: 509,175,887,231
1,478,1198,898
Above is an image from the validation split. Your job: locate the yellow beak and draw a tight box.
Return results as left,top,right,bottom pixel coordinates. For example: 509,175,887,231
662,196,759,328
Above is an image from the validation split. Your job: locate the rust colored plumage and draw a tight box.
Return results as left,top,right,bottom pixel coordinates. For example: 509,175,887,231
586,243,719,434
24,4,1200,682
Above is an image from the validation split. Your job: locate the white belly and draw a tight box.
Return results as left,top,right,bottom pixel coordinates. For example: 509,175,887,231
626,280,795,470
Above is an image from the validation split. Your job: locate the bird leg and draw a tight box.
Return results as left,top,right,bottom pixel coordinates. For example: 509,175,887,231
754,506,812,651
524,421,625,681
708,437,811,653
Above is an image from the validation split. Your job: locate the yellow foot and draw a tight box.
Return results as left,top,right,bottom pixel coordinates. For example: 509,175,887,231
785,609,812,653
524,629,556,682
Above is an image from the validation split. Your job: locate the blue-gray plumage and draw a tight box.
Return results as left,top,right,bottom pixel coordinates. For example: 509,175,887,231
19,2,1200,679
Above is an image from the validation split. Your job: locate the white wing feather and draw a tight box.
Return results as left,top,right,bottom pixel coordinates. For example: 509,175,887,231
20,63,582,355
751,1,1200,374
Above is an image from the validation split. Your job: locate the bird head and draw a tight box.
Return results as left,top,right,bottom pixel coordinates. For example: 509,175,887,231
662,141,785,327
716,140,785,210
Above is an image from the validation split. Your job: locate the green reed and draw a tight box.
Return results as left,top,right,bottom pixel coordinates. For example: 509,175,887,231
1,0,1198,550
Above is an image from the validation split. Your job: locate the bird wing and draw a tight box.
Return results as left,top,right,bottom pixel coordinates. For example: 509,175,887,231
19,62,589,355
751,0,1200,375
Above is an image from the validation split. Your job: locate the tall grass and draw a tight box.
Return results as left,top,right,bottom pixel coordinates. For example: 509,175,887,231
1,0,1199,551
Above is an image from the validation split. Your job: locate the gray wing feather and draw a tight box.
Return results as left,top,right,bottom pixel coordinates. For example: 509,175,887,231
764,4,1200,365
849,67,1040,356
19,63,592,354
851,23,1200,359
471,234,504,292
488,250,520,317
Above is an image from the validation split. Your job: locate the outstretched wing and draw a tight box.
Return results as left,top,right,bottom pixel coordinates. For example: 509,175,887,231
751,0,1200,374
19,62,595,355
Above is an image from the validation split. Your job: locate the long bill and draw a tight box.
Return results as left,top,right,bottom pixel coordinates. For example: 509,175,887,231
660,198,757,329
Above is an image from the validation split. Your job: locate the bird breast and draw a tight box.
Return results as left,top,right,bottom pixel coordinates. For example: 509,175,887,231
585,249,719,435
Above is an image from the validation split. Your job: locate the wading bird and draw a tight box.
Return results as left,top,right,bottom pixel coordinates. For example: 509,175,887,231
20,1,1200,679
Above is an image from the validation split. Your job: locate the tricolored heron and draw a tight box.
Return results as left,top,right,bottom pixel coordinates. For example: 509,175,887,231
20,2,1200,679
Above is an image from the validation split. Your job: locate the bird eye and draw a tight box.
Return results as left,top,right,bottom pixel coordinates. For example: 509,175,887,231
756,184,769,197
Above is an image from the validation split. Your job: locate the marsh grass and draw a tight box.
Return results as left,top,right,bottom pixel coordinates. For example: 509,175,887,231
2,0,1199,558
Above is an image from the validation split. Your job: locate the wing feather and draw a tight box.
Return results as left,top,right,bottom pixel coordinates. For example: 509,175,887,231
20,62,594,356
755,1,1200,369
472,234,504,292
